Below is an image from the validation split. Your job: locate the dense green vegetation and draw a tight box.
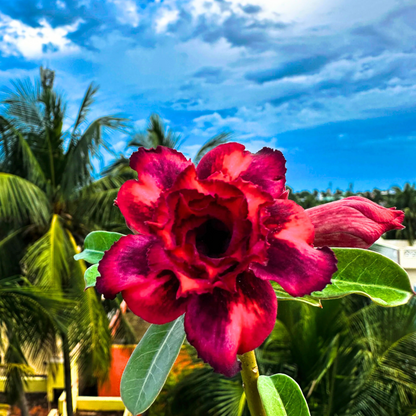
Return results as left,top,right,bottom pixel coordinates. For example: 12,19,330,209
1,68,416,416
166,297,416,416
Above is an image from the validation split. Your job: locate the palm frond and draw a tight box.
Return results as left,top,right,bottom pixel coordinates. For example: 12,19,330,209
1,77,43,134
71,288,112,381
335,302,416,415
0,173,49,225
128,114,181,150
22,214,72,289
0,278,67,364
71,83,99,138
100,156,133,177
193,132,232,165
61,116,127,194
168,367,247,416
0,116,46,186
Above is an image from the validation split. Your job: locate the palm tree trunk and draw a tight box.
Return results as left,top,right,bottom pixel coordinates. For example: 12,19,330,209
18,387,30,416
62,333,74,416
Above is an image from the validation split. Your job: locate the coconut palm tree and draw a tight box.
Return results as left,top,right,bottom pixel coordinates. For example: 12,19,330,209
0,277,68,416
0,67,127,416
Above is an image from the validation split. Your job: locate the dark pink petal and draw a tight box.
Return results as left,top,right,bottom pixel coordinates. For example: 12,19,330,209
130,146,192,189
197,143,252,181
122,271,188,325
240,147,286,198
251,241,337,297
97,234,156,299
197,142,286,198
306,196,405,248
116,147,191,233
251,200,337,297
184,272,277,377
116,180,157,234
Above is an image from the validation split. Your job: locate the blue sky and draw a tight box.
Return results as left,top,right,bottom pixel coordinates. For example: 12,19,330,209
0,0,415,191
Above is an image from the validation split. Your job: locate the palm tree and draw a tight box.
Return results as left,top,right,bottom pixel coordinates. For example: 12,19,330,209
0,277,67,416
0,67,127,416
129,114,183,149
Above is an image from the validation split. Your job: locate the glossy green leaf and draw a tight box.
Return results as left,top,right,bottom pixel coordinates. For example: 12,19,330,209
273,282,321,307
121,316,185,415
84,264,99,289
74,231,124,264
312,248,414,306
258,374,310,416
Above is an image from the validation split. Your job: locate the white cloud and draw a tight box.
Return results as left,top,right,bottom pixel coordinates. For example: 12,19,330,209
0,13,80,59
156,8,179,33
108,0,140,27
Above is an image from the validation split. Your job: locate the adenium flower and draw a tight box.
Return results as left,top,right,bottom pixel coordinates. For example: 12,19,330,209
96,143,404,376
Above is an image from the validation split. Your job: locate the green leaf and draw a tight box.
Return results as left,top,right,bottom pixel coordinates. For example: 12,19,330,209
312,248,414,306
258,374,310,416
84,264,100,289
0,173,49,226
273,282,322,307
121,316,186,415
74,231,124,264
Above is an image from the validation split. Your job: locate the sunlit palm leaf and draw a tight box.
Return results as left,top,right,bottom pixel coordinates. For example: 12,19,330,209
23,214,72,289
0,173,49,225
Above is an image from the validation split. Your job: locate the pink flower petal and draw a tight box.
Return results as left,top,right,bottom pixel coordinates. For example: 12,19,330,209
197,143,252,181
251,200,337,297
116,147,191,233
197,142,286,198
184,272,277,377
240,147,287,199
116,180,157,234
122,271,188,325
97,234,156,299
306,196,405,248
129,146,191,188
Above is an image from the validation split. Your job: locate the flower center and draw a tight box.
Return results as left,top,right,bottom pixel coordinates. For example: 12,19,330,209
195,218,232,258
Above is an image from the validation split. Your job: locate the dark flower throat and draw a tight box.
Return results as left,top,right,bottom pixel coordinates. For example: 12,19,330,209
195,218,232,258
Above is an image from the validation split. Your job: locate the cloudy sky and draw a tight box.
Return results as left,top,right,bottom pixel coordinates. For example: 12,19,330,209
0,0,415,191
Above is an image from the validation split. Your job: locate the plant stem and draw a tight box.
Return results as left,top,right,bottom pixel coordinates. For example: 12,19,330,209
238,351,267,416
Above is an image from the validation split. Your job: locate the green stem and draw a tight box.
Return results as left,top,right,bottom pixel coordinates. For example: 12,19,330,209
238,351,267,416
